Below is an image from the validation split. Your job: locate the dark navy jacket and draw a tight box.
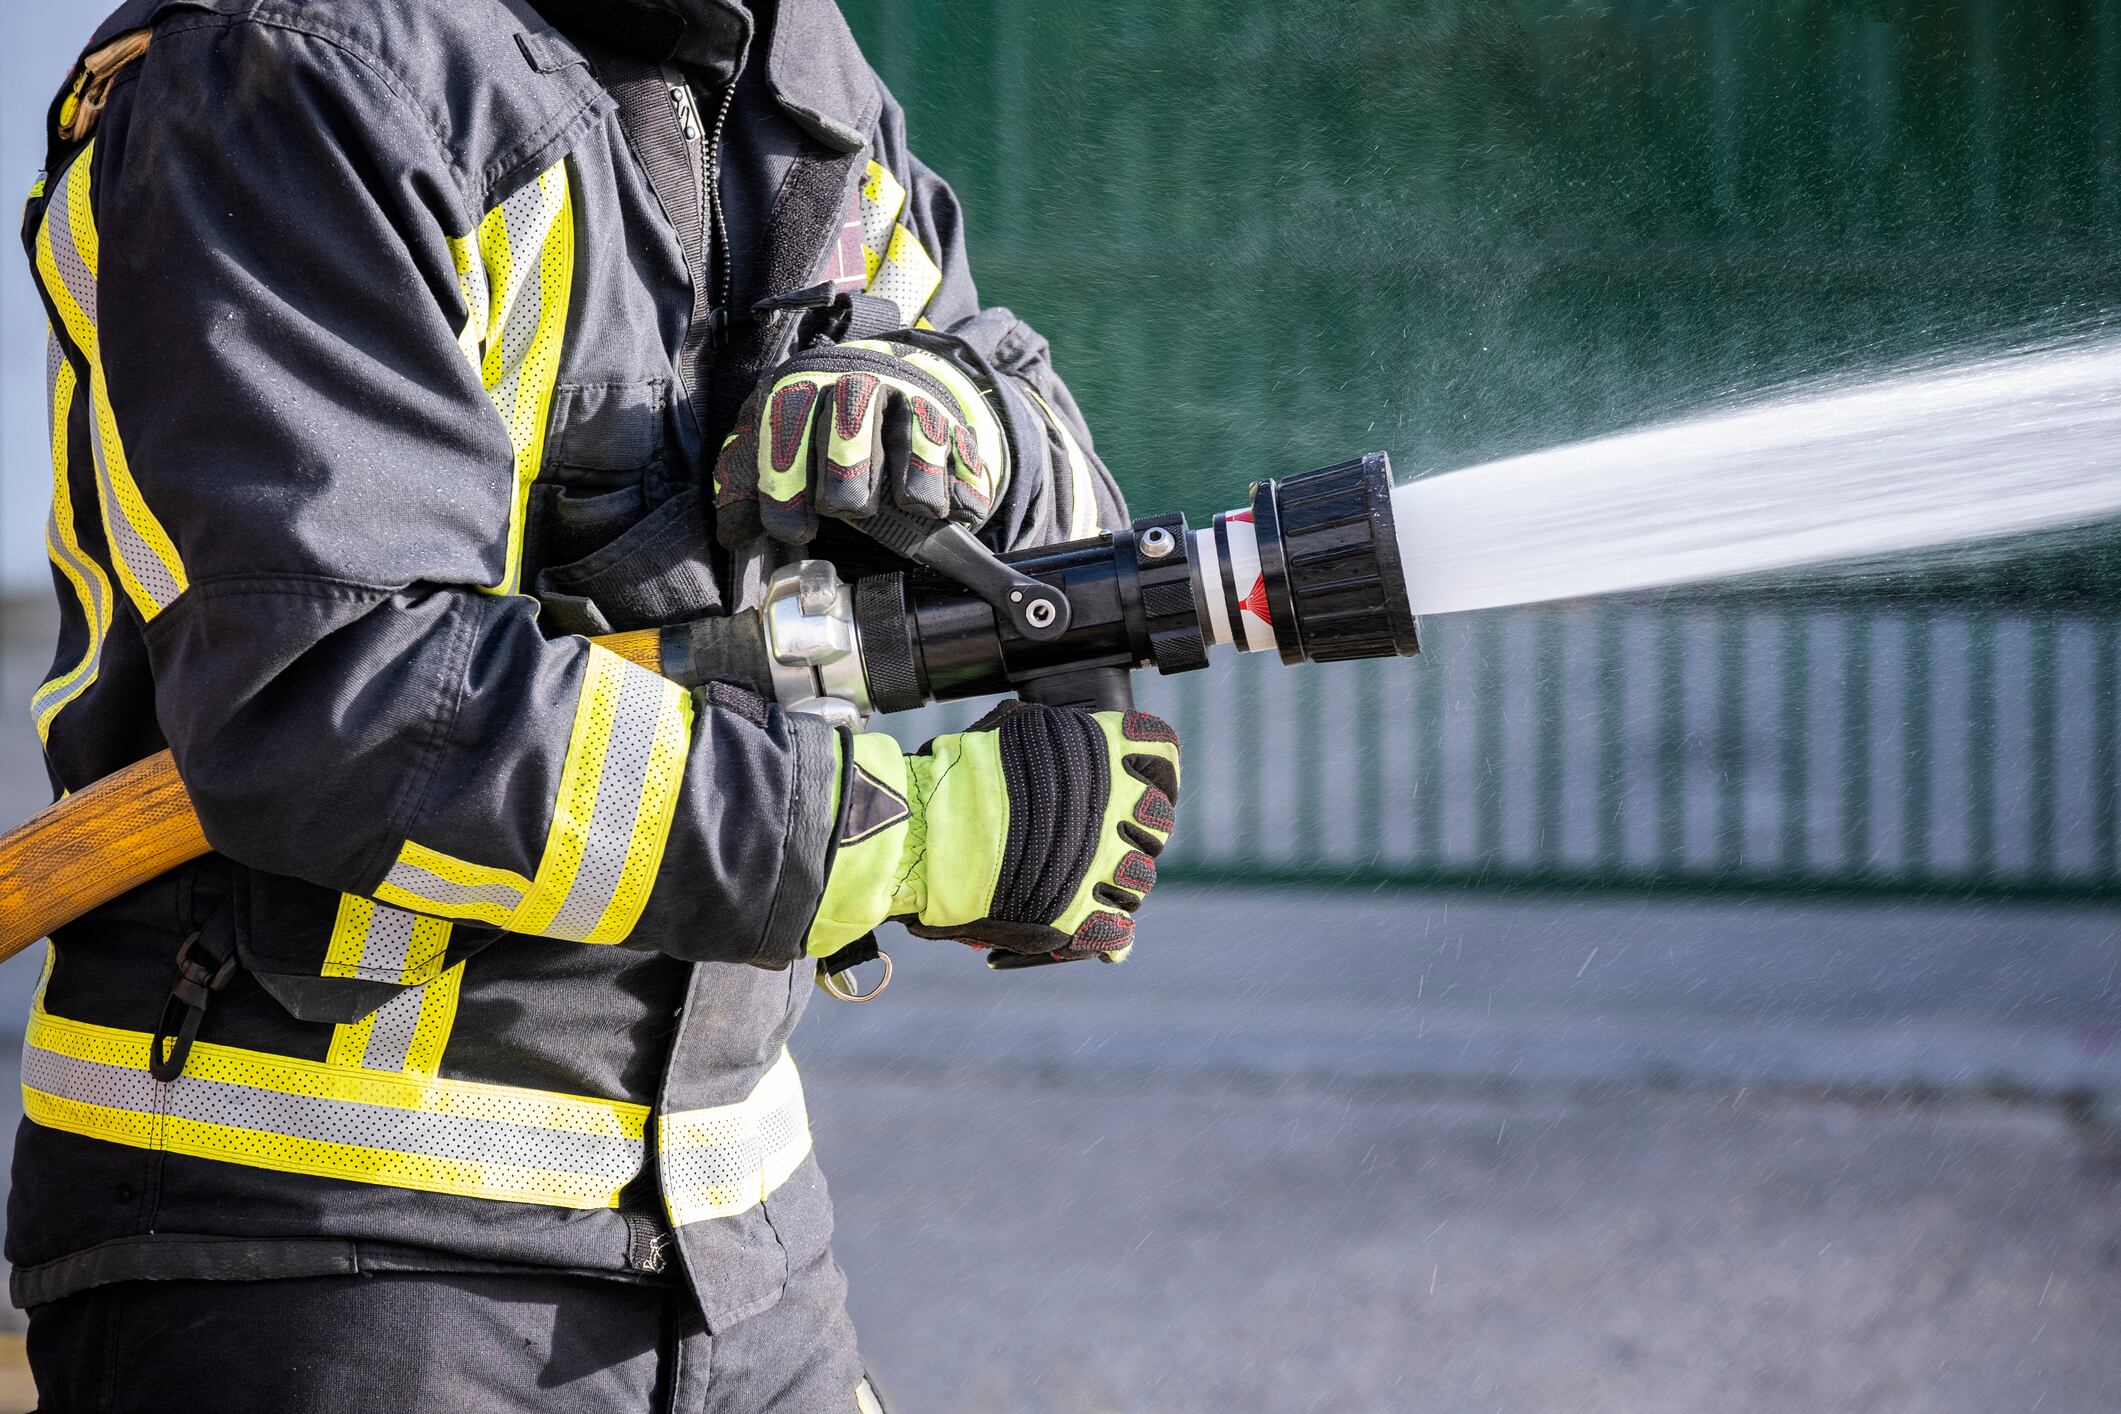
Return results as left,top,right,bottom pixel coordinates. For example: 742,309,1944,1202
11,0,1121,1326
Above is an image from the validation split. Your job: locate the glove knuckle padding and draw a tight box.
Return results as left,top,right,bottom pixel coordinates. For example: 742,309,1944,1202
728,340,1010,545
817,372,886,520
990,704,1110,925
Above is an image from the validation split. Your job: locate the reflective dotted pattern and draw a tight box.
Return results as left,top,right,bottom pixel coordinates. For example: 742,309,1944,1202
22,1003,648,1209
34,145,189,620
380,648,692,946
446,159,575,595
33,328,112,745
853,161,944,326
659,1050,813,1227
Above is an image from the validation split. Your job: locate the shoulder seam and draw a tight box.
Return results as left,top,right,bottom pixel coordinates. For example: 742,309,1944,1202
151,12,461,202
146,9,602,221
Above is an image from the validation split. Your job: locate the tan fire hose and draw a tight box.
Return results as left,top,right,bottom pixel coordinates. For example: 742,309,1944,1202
0,628,666,964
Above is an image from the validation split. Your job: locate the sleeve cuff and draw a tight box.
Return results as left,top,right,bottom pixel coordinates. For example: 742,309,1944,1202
753,711,843,967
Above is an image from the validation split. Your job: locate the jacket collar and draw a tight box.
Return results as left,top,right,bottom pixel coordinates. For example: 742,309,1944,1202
529,0,875,151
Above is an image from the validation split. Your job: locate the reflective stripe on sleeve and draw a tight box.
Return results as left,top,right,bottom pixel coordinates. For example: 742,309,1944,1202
659,1049,812,1228
377,646,694,945
21,999,647,1209
447,160,575,597
32,329,112,743
856,160,943,326
34,144,188,621
1025,386,1105,541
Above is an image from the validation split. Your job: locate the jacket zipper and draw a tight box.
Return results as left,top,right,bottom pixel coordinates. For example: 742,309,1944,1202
668,79,738,313
703,82,736,311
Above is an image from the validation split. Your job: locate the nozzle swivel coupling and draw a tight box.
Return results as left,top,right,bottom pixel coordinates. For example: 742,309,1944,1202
1193,452,1421,664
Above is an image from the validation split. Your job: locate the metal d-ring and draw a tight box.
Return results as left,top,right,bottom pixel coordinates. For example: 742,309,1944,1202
816,948,893,1003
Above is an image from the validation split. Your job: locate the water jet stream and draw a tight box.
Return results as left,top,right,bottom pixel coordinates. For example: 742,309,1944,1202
1393,338,2121,615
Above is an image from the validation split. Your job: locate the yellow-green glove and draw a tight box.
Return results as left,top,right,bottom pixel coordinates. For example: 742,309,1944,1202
808,704,1181,965
715,338,1008,547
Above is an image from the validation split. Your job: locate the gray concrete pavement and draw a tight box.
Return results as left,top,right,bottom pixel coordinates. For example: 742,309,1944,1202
796,891,2121,1413
813,1066,2120,1414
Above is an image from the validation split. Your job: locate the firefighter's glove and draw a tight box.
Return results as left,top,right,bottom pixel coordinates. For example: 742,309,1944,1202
716,338,1008,548
807,704,1181,965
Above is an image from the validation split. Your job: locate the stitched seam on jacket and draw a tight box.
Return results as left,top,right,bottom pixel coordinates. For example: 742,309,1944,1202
376,588,491,895
149,11,604,221
140,574,481,889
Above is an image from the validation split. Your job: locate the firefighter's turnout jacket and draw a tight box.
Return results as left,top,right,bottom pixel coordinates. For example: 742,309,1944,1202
12,0,1122,1325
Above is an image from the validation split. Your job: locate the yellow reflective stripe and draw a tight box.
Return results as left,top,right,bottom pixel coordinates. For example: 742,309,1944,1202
375,840,531,928
445,223,490,369
34,146,187,621
857,160,906,280
328,963,463,1077
23,1000,647,1209
660,1049,812,1228
855,161,941,323
868,223,943,325
453,161,574,596
33,334,112,744
394,964,463,1076
322,894,454,985
1026,387,1104,540
324,897,461,1075
380,648,693,945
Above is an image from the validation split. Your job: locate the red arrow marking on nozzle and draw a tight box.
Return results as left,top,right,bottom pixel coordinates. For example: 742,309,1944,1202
1241,575,1272,623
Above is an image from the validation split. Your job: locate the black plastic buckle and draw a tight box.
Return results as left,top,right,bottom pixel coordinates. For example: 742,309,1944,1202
749,283,907,350
148,931,237,1083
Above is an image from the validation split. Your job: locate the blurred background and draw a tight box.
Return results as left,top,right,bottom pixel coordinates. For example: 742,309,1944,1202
2,2,2120,1410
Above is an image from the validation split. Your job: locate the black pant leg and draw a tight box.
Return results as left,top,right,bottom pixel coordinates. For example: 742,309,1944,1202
26,1273,670,1414
695,1247,874,1414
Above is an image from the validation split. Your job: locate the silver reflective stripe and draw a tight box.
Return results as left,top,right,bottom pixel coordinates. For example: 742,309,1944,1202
85,410,183,610
486,176,562,432
22,1044,642,1192
660,1050,813,1227
354,905,418,980
544,666,669,940
42,167,95,326
32,332,109,728
360,984,427,1073
382,859,526,914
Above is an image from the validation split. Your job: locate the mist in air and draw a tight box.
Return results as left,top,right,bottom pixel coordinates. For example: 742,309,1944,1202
1397,334,2121,614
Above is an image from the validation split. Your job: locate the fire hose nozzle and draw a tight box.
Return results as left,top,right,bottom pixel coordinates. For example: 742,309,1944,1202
760,450,1423,728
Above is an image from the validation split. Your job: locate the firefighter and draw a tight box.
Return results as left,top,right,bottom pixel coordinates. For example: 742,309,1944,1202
14,0,1181,1408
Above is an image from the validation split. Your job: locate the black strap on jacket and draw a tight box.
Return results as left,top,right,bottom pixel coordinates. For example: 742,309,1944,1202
584,43,871,607
149,903,237,1082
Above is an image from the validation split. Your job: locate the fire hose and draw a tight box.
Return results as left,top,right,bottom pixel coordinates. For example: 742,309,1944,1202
0,453,1418,965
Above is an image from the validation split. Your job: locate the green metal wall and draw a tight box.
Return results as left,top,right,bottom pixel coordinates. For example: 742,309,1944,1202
854,1,2121,897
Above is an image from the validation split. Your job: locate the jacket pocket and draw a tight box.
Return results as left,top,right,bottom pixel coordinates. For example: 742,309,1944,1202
534,487,722,635
233,868,491,1025
546,379,668,476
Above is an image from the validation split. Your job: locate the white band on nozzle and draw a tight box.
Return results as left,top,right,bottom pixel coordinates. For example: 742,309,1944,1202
1192,527,1233,648
1206,511,1278,654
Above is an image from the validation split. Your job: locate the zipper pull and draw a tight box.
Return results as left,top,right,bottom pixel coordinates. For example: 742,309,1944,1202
669,83,702,143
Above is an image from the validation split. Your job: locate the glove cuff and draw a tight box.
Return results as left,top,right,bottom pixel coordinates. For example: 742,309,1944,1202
805,732,920,956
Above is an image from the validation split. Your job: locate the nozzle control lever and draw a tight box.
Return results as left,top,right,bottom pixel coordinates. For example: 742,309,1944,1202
851,503,1072,642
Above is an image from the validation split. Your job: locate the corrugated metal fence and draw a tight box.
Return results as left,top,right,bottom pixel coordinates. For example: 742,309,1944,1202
894,602,2121,899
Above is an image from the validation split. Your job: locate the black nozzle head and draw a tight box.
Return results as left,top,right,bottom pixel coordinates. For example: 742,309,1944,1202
1253,452,1420,666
